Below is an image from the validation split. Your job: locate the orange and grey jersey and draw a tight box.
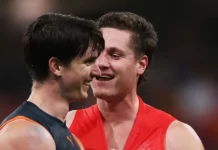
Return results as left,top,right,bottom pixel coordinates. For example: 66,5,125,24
0,101,82,150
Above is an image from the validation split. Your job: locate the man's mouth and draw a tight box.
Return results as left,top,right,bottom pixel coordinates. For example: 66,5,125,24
95,74,114,81
83,81,91,86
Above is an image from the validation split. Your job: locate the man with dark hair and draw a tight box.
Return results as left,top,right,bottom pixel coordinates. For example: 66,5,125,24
67,12,204,150
0,13,104,150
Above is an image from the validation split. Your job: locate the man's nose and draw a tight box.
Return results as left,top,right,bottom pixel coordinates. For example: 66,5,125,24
90,63,101,78
95,52,110,70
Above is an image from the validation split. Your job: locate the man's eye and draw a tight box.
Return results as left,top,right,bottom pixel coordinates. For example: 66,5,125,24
111,53,121,59
85,58,96,65
111,53,120,57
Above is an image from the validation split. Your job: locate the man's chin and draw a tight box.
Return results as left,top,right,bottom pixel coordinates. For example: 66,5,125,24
69,93,88,103
94,92,116,101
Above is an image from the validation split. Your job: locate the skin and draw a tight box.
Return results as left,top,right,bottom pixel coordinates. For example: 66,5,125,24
0,46,99,150
0,119,56,150
67,28,204,150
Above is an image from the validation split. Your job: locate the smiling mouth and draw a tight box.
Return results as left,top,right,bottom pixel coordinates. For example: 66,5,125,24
95,75,114,81
83,84,89,87
83,81,91,86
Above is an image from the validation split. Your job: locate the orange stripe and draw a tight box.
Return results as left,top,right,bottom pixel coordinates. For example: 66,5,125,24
72,134,84,149
66,136,75,146
0,116,48,133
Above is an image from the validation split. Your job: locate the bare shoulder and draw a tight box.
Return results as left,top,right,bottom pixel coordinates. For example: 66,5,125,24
0,119,55,150
165,120,204,150
66,110,77,128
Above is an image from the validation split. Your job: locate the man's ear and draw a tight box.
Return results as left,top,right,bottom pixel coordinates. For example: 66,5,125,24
48,57,63,77
137,55,148,75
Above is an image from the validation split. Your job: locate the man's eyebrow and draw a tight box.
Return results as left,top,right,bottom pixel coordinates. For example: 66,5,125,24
106,47,125,52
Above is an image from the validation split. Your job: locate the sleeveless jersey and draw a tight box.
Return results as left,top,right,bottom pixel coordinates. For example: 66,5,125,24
0,101,82,150
69,97,175,150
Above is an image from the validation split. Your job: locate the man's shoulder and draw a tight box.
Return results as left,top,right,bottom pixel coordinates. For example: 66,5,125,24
165,120,204,150
139,96,174,118
141,102,175,120
66,104,97,127
0,119,55,150
66,110,77,127
139,100,176,132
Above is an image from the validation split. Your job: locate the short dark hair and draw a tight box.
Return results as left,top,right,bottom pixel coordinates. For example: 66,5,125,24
23,13,104,82
96,12,158,85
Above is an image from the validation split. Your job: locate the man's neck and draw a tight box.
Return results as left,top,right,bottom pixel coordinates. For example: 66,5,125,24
27,81,69,122
97,93,139,125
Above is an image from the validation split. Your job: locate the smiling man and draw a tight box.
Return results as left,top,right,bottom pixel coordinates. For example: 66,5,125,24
67,12,204,150
0,13,104,150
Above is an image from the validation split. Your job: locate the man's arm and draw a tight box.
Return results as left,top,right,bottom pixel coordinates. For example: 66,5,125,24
165,120,204,150
0,119,55,150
